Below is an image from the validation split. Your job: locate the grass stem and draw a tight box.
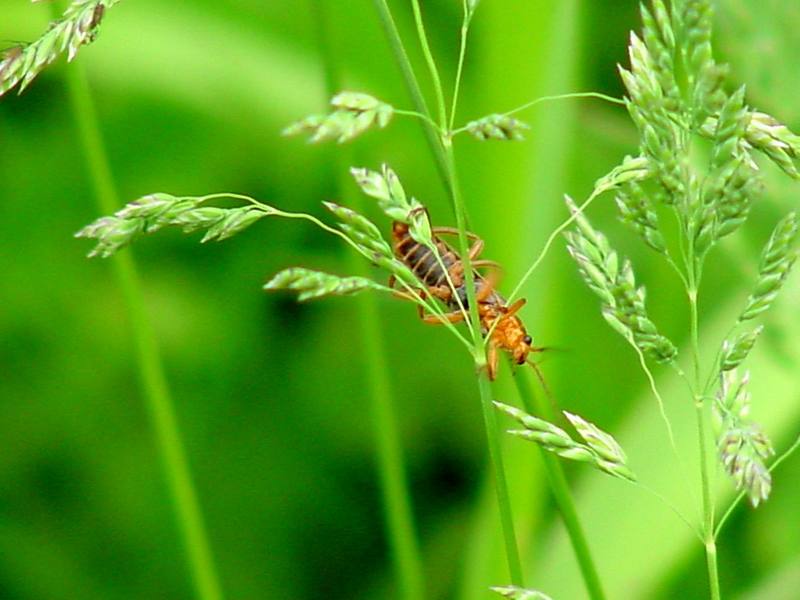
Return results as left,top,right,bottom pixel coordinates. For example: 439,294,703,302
62,50,223,600
687,272,721,600
513,371,606,600
478,375,525,587
371,0,451,197
409,0,448,129
400,1,525,584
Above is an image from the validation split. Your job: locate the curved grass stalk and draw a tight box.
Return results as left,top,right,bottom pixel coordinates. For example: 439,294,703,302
62,49,223,600
450,92,626,137
507,190,602,303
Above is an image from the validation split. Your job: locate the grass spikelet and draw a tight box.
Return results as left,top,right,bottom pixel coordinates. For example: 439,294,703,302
618,44,685,203
283,91,394,143
464,113,529,141
695,87,760,250
615,181,667,254
713,370,774,506
264,268,388,301
495,402,636,482
491,586,553,600
76,193,272,257
745,112,800,179
564,412,635,481
350,164,433,247
323,201,394,260
739,212,799,321
677,0,726,120
564,196,677,363
640,0,680,112
719,327,763,373
0,0,117,97
593,154,651,195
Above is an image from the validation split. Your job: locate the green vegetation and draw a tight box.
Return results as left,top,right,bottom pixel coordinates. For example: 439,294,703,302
2,1,800,599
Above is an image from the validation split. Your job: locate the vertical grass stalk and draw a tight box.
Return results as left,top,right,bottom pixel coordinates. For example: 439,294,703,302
404,1,524,586
513,371,606,600
62,57,223,600
312,3,425,598
687,274,721,600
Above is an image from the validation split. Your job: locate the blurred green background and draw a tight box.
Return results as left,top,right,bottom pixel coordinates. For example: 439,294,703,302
1,0,799,598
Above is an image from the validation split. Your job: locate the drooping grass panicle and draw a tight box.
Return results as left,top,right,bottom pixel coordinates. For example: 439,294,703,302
75,193,272,257
739,212,799,322
494,402,636,482
563,196,677,363
285,91,393,142
491,586,553,600
322,199,421,291
75,170,473,347
0,0,118,97
264,268,389,302
713,370,775,507
283,91,394,143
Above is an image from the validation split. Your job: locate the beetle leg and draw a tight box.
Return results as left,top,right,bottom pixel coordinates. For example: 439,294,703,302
467,238,485,261
421,309,466,325
503,298,527,318
431,226,480,242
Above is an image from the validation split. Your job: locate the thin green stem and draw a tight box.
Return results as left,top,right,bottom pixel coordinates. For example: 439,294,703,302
513,371,606,600
716,433,800,537
449,3,470,131
450,92,625,136
370,0,451,198
409,0,448,129
508,191,600,303
478,375,524,587
629,344,687,489
403,1,524,577
688,271,721,600
376,0,523,585
444,140,524,585
394,108,444,133
631,480,703,541
311,5,426,595
359,293,426,600
62,50,222,600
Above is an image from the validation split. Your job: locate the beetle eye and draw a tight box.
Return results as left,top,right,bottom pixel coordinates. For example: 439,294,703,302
523,335,532,345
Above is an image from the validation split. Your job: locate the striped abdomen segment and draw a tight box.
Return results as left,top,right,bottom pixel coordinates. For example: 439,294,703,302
392,223,459,289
